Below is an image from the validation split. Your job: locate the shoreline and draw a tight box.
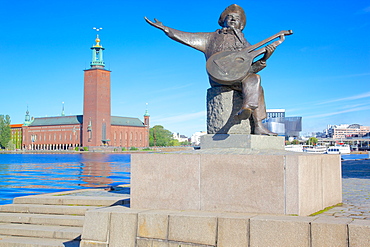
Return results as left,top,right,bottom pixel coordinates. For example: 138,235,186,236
0,146,195,154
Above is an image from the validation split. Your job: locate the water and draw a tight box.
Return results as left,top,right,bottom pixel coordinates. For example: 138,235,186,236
342,158,370,179
0,153,130,205
341,153,369,160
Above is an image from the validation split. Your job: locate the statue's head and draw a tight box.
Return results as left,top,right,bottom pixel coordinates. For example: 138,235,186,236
218,4,246,30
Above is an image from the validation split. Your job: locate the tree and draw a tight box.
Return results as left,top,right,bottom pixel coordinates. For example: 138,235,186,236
291,139,300,145
0,115,11,149
180,140,191,146
149,125,173,146
306,137,318,146
169,139,180,146
6,140,15,150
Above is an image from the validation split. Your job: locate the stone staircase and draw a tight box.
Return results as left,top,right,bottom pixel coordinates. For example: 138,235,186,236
0,189,129,246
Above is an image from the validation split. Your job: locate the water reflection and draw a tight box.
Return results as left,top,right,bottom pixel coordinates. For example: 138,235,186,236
0,153,130,205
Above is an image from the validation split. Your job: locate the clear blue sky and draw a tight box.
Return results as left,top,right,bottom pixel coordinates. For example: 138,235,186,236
1,0,369,137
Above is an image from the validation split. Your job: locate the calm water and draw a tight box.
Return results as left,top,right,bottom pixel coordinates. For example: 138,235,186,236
0,153,130,205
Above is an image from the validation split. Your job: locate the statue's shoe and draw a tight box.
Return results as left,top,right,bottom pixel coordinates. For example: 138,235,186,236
234,107,253,121
254,126,278,136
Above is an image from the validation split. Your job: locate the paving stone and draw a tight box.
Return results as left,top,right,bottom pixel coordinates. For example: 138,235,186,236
217,213,253,247
250,215,313,247
109,207,145,247
0,236,80,247
168,211,218,246
349,219,370,246
81,207,111,242
311,217,352,247
137,210,169,239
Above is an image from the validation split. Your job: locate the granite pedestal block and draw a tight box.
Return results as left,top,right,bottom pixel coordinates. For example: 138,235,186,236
200,134,285,150
131,153,342,216
207,86,250,134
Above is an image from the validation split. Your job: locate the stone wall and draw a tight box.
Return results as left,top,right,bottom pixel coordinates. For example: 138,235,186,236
80,206,370,247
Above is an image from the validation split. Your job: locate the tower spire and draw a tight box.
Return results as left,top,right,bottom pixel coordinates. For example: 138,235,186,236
61,102,65,116
144,103,150,117
144,103,150,127
24,105,31,126
90,27,105,68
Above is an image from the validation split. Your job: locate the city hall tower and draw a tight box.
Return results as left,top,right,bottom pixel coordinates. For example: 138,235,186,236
82,34,111,147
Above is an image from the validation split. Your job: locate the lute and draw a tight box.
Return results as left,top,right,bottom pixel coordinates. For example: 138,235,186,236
206,30,293,84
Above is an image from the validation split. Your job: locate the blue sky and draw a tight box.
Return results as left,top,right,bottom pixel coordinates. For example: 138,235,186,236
1,0,369,137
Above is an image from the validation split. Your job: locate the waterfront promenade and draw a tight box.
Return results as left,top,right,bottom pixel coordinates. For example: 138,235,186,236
320,158,370,220
0,153,368,246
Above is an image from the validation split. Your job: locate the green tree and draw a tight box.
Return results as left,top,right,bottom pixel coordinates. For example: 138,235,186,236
291,139,300,145
0,115,11,149
169,139,180,146
6,140,15,150
180,140,191,146
306,137,318,146
149,125,173,146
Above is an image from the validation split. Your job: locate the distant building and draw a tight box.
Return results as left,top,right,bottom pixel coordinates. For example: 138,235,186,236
323,124,370,139
14,34,149,150
263,109,302,139
172,133,189,143
191,131,207,145
267,109,285,118
10,124,23,149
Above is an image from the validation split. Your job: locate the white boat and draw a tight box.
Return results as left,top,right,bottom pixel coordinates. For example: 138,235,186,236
327,144,351,154
304,145,327,154
285,144,304,152
326,147,341,154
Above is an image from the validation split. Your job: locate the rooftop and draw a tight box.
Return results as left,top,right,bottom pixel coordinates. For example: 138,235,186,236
27,115,144,127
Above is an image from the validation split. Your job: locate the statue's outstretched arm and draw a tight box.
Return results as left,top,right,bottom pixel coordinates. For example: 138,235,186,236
145,17,170,33
145,17,209,53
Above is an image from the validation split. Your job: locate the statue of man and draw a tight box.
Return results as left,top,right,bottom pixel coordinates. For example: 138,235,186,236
145,4,277,135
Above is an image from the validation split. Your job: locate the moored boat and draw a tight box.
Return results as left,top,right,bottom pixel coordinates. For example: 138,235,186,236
326,147,341,154
284,144,304,152
327,144,351,154
304,145,327,154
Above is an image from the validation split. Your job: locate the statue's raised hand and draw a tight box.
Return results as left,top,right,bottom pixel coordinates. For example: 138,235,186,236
144,17,169,33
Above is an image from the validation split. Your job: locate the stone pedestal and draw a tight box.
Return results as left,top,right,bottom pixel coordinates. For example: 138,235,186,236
131,153,342,216
207,86,250,134
200,134,285,150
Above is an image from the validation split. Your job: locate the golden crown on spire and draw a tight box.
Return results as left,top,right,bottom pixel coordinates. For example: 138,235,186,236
93,27,103,47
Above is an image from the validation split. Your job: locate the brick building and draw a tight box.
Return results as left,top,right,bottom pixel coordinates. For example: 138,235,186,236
19,35,149,150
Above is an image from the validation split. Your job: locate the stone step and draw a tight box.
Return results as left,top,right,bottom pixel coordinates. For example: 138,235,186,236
0,223,82,240
0,212,84,227
0,203,98,216
13,195,129,206
0,235,80,247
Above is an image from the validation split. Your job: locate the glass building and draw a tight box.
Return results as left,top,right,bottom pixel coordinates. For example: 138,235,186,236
263,109,302,139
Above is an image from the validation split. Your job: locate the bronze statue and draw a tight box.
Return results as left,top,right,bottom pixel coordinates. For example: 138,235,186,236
145,4,292,135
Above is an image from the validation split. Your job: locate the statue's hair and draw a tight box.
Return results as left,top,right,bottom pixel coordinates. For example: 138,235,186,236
218,4,246,30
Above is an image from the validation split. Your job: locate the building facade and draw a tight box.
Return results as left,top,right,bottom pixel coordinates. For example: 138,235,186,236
263,109,302,139
18,34,149,150
324,124,370,139
10,124,23,149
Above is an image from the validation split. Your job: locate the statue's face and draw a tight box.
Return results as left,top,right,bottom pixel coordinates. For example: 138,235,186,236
224,13,242,29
